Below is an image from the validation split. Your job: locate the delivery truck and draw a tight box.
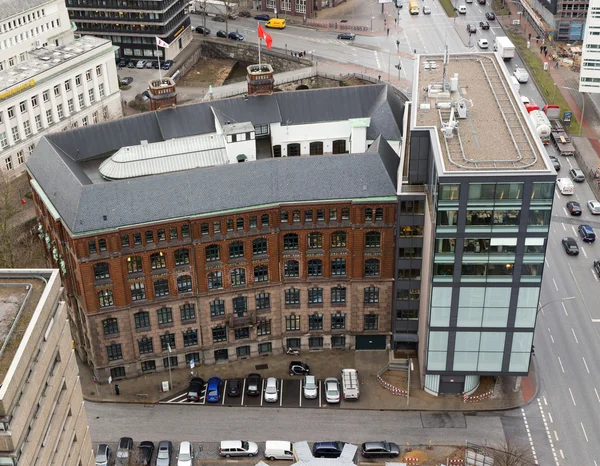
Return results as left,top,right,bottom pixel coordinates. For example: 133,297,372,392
494,36,515,60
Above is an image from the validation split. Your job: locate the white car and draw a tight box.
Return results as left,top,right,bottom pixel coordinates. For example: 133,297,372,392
303,375,318,399
324,377,340,404
177,441,193,466
458,5,467,13
264,377,279,402
588,200,600,214
136,60,147,69
513,67,529,83
477,39,488,49
521,95,530,105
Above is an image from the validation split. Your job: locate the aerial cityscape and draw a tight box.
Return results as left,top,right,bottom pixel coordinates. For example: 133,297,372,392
0,0,597,464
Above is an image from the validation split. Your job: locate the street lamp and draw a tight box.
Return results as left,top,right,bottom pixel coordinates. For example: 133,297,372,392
371,16,375,31
537,296,575,317
563,86,586,135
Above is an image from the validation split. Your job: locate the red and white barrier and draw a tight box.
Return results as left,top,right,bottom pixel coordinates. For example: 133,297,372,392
376,374,408,397
463,390,493,403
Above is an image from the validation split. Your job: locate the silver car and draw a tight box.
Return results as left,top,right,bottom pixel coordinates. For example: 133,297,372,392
156,440,173,466
95,444,111,466
264,377,279,402
303,375,318,399
588,200,600,215
324,377,340,404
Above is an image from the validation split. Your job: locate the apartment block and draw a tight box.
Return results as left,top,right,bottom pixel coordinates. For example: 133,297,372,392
580,0,600,92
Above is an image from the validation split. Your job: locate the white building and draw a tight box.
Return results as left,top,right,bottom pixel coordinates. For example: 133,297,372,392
0,0,122,177
580,0,600,93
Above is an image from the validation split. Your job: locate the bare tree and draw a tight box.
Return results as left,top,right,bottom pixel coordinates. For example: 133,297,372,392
0,170,17,269
489,441,534,466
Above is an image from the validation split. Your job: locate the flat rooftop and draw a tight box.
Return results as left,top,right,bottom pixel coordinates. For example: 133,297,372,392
0,276,46,385
0,36,110,93
414,53,549,172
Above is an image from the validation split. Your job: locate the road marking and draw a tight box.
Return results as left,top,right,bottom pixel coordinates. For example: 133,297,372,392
222,381,227,405
593,268,599,281
562,207,569,216
521,408,538,465
581,422,589,442
561,222,566,230
567,158,573,168
548,327,555,343
374,51,382,69
554,431,559,441
562,302,568,316
543,396,548,405
569,387,576,405
545,257,550,268
299,380,302,407
558,356,565,373
552,278,558,291
537,399,558,466
581,246,588,258
548,412,553,423
583,357,590,373
572,328,579,343
592,319,600,322
572,225,578,236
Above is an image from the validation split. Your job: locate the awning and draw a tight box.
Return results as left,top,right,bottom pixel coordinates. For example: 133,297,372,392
394,333,419,342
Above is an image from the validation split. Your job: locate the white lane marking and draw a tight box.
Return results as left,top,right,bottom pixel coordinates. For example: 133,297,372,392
569,387,576,406
572,328,579,343
521,408,539,465
552,278,558,291
596,388,600,403
548,412,553,423
558,356,565,373
593,268,599,281
562,207,569,216
592,319,600,322
581,422,589,442
561,222,566,230
581,246,588,258
241,379,246,405
554,431,559,441
222,380,227,405
537,398,558,466
548,327,555,343
583,357,590,374
567,158,573,168
562,302,568,316
543,396,548,405
545,257,550,267
572,225,578,235
374,51,382,69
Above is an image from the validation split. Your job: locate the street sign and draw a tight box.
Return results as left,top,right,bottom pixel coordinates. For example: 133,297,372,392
512,19,520,25
563,111,572,122
190,359,195,369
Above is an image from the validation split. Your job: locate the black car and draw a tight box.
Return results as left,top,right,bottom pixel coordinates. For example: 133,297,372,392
289,361,310,376
162,60,174,70
216,30,227,38
466,24,477,34
228,31,244,40
187,377,205,402
246,373,262,396
479,20,489,30
118,58,129,68
594,260,600,276
214,14,227,22
196,26,211,35
486,11,496,20
549,155,561,171
313,442,346,458
137,441,155,466
567,201,582,215
227,379,242,397
120,77,133,86
361,441,400,458
254,13,270,20
154,61,160,69
337,32,356,40
239,10,251,17
578,224,596,243
562,237,579,255
116,437,134,466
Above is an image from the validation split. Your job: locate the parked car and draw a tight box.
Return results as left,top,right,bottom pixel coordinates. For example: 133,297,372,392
162,60,174,70
254,13,271,20
578,224,596,243
289,361,310,376
303,375,318,399
137,441,155,466
187,377,205,402
549,155,561,171
466,24,477,33
156,441,173,466
423,5,431,14
324,377,340,403
177,441,194,466
239,10,252,17
361,441,401,458
227,379,242,397
118,58,129,68
120,76,134,86
477,39,488,49
264,441,294,461
127,60,136,68
154,61,160,69
196,26,211,34
246,373,262,396
214,14,227,21
206,377,222,403
588,200,600,214
337,32,355,40
569,167,585,182
136,60,147,69
216,30,227,38
479,20,489,29
95,444,112,466
486,11,496,20
313,442,346,458
116,437,134,466
562,237,579,255
567,201,582,216
219,441,259,458
264,377,279,402
145,61,154,69
228,31,244,40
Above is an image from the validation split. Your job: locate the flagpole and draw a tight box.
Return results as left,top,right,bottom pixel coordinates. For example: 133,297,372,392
157,40,162,80
258,34,261,65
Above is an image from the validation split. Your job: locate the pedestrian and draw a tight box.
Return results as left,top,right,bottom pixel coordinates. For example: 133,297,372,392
394,18,397,25
539,45,543,53
544,50,547,57
387,28,390,36
528,33,532,40
554,61,559,69
378,75,381,81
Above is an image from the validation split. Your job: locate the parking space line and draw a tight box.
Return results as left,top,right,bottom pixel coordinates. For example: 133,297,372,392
319,380,322,406
222,380,227,405
280,379,284,407
241,379,246,405
299,380,302,407
260,379,265,406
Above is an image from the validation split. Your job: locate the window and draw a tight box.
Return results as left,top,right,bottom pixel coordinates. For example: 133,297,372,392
331,313,346,329
0,133,6,149
56,103,63,119
365,207,373,221
235,327,250,340
286,315,301,331
154,279,170,297
254,265,269,282
259,342,272,353
364,314,379,330
208,271,223,289
309,313,323,330
365,259,380,276
96,64,102,76
7,107,14,119
331,286,346,303
284,260,299,277
183,329,198,347
250,216,257,229
309,336,323,348
88,241,97,255
127,256,142,274
43,91,49,102
231,268,246,286
210,299,225,317
145,230,154,244
227,219,234,231
94,262,110,280
280,211,289,223
98,239,107,252
309,141,323,155
229,241,244,258
285,288,300,305
19,101,26,113
31,95,38,107
11,126,20,142
174,248,190,265
160,333,176,351
287,337,301,348
99,83,105,98
317,209,325,221
206,244,220,261
16,150,24,165
185,353,200,365
365,231,381,248
375,208,383,221
157,307,173,325
364,286,380,304
53,85,60,97
181,303,195,321
292,210,301,223
133,232,142,245
308,259,323,276
236,346,251,357
35,115,42,131
261,214,269,227
253,238,268,255
212,222,221,234
150,253,166,270
182,225,190,237
308,232,323,248
308,287,323,304
141,361,156,372
332,139,346,154
283,233,298,250
138,337,153,354
78,93,84,108
110,366,126,379
287,143,301,156
157,229,166,242
329,209,338,221
103,318,119,335
331,258,346,275
304,210,313,222
256,292,270,310
233,296,247,316
98,289,114,307
213,326,227,342
134,311,151,329
177,275,193,293
107,343,122,361
201,223,209,235
331,231,346,248
342,208,350,220
236,218,244,230
332,335,346,348
23,120,31,137
130,282,146,301
85,69,92,81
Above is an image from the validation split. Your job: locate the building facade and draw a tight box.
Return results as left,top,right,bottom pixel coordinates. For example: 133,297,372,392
0,270,93,466
522,0,588,41
580,0,600,92
66,0,193,61
0,0,122,177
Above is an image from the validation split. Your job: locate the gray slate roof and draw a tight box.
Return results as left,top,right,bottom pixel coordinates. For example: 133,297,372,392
1,0,50,21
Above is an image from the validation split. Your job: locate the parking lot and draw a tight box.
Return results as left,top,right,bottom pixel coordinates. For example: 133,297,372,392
161,377,362,409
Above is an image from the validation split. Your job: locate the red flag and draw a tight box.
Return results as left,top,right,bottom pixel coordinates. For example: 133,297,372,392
257,24,273,50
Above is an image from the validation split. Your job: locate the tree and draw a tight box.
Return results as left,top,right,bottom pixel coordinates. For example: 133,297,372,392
488,441,534,466
0,170,17,268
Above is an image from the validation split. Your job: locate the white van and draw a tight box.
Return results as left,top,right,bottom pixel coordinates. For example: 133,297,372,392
264,441,294,461
557,178,574,195
341,368,360,400
458,5,467,13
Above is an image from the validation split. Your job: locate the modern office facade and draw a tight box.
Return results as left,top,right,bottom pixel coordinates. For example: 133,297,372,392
0,0,122,177
580,0,600,92
522,0,588,41
66,0,193,61
0,270,93,466
406,53,556,395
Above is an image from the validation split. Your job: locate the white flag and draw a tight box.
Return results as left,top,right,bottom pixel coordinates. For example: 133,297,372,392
156,37,170,48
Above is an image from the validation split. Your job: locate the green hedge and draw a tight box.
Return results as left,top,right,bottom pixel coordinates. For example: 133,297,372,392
440,0,457,18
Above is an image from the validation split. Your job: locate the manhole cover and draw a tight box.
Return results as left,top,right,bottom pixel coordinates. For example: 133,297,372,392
255,364,268,370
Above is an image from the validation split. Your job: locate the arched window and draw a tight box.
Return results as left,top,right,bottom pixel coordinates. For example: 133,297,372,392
365,259,380,276
331,231,346,248
292,210,301,223
365,231,381,248
308,232,323,249
284,260,299,277
332,140,346,154
308,259,323,276
309,141,323,155
94,262,110,280
126,255,143,274
287,143,301,156
231,268,246,286
177,275,193,293
150,252,166,269
174,248,190,266
283,233,299,250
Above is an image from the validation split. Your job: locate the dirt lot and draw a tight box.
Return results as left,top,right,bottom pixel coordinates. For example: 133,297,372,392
177,57,238,88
